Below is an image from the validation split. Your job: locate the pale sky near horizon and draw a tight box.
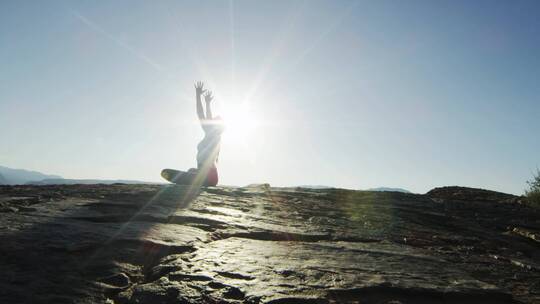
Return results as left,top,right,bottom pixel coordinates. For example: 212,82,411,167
1,1,539,194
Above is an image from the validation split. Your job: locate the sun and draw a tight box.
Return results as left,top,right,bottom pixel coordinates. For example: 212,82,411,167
221,103,260,144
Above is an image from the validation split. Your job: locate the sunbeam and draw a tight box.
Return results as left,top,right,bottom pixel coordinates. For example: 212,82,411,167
229,0,236,94
71,10,163,71
166,8,218,91
242,1,307,106
289,1,360,70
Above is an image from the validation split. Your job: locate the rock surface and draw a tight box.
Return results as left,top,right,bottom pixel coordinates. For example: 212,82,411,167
0,184,539,303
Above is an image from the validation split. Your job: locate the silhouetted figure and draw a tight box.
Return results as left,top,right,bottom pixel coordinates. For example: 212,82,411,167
161,81,224,186
192,81,224,186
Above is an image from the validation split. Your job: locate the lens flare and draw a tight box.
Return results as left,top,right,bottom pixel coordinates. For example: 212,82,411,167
221,103,260,143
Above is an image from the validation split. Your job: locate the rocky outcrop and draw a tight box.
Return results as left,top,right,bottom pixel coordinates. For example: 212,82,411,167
427,186,519,203
0,184,539,303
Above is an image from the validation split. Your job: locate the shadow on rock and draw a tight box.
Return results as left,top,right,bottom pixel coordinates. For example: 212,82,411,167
0,184,201,303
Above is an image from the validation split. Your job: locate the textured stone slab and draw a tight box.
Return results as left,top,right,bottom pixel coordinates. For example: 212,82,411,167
0,184,538,303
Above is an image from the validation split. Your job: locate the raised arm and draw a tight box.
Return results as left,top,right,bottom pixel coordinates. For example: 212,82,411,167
194,81,206,120
204,91,214,120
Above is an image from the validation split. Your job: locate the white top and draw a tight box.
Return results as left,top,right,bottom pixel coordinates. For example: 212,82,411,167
196,122,222,168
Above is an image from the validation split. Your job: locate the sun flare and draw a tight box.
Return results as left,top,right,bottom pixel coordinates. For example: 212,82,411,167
221,104,260,144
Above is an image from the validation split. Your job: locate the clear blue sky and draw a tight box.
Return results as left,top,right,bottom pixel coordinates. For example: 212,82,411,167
1,0,539,194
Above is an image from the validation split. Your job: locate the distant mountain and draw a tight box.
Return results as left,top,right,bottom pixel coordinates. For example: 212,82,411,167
0,165,158,185
367,187,411,193
297,185,334,189
0,173,7,185
28,178,159,185
297,185,411,193
0,166,62,185
245,183,271,188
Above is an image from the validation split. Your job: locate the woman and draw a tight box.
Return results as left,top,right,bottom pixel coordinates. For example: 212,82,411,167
192,81,224,186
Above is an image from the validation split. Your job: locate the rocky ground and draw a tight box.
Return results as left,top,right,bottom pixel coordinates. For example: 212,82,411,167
0,184,539,303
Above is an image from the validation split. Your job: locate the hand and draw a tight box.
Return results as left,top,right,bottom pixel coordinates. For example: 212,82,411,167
194,81,206,96
204,91,214,103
